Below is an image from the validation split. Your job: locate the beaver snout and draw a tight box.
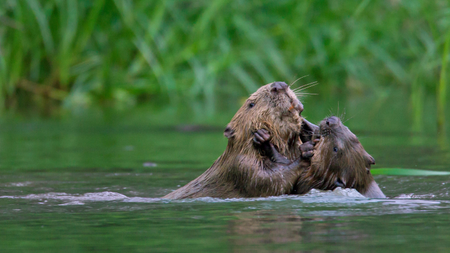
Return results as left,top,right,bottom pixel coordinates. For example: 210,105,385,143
295,100,304,114
325,116,340,127
288,99,304,115
270,82,288,92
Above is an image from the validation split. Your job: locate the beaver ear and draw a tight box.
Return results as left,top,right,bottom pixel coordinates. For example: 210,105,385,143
224,125,235,139
365,154,375,174
365,154,375,165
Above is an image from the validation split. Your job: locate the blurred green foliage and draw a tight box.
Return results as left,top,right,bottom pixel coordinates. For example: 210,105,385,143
0,0,449,114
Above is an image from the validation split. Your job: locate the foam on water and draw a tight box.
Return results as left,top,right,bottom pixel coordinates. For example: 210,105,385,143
0,188,445,213
1,191,127,203
0,188,380,206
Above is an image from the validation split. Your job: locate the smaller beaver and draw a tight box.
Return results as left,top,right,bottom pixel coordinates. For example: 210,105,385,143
294,116,386,198
163,82,313,199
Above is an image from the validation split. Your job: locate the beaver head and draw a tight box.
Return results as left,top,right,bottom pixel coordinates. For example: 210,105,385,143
224,82,304,160
299,116,386,198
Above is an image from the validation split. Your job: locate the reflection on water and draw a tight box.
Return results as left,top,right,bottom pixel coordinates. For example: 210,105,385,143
0,92,450,252
2,185,450,252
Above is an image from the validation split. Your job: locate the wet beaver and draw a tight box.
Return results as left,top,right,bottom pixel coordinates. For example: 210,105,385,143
294,116,386,198
163,81,313,199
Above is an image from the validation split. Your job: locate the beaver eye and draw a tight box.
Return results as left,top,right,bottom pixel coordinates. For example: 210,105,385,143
249,102,255,108
333,147,338,152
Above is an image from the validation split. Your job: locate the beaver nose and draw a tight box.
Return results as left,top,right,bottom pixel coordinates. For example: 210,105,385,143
270,82,288,92
296,100,304,114
326,116,339,127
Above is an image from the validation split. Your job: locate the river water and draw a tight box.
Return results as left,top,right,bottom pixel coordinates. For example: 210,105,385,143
1,93,450,252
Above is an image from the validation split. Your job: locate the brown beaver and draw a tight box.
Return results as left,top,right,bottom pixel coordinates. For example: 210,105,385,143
294,116,386,198
163,81,313,199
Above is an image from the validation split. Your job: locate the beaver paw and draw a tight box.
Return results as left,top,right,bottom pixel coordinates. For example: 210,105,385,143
253,129,280,161
253,129,270,145
300,139,318,159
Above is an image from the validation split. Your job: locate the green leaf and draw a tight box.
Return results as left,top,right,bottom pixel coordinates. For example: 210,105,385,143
372,168,450,176
26,0,54,55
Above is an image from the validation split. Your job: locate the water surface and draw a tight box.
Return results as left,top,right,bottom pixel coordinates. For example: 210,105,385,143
1,94,450,252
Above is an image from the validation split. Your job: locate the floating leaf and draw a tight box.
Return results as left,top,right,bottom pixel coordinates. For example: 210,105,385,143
372,168,450,176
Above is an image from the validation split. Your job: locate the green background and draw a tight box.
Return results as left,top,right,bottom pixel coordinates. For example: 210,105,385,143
1,0,449,130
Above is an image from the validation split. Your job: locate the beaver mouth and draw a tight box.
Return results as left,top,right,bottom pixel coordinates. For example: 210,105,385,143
288,100,304,116
319,121,331,137
321,128,331,137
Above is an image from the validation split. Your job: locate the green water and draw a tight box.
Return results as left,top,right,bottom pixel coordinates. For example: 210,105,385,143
1,93,450,252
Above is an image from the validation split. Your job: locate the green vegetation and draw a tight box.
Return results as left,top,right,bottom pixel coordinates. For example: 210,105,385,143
372,168,450,176
437,31,450,136
0,0,449,119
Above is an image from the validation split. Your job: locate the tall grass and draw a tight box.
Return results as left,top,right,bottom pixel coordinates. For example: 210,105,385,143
0,0,449,120
437,32,450,137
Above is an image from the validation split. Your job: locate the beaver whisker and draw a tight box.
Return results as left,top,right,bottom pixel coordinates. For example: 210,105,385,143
336,101,340,118
292,81,318,92
289,75,309,88
295,91,318,94
343,113,358,124
327,109,335,117
292,81,318,90
294,92,318,96
339,107,347,121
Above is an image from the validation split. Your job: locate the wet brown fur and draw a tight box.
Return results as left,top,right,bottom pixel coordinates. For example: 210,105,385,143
163,82,305,199
294,116,385,198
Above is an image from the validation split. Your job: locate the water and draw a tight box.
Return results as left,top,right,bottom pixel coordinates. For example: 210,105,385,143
1,94,450,252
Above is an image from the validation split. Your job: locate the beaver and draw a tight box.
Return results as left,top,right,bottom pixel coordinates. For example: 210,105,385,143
163,81,313,199
294,116,386,198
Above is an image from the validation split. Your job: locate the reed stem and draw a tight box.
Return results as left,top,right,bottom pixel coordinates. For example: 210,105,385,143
437,32,450,136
